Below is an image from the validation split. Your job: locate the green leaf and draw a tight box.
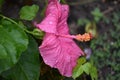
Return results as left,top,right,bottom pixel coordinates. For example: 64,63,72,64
72,65,83,79
82,62,91,75
18,21,27,29
0,44,7,59
0,19,28,73
77,57,86,65
1,36,40,80
20,5,39,20
90,66,98,80
72,57,86,79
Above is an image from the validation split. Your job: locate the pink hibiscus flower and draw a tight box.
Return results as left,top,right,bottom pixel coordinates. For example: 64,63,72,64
34,0,92,77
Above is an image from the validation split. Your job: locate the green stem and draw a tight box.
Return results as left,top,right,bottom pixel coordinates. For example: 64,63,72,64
0,14,35,35
24,29,34,35
0,14,18,25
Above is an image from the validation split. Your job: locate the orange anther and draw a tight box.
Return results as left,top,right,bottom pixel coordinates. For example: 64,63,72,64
75,33,92,42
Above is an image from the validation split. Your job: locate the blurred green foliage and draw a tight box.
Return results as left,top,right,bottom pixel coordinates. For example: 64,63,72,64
77,6,120,80
78,18,90,26
77,8,103,26
0,0,4,8
91,8,103,23
90,11,120,80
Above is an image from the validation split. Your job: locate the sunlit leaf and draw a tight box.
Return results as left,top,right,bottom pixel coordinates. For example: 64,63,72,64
90,66,98,80
77,57,86,65
72,57,86,79
82,62,91,75
72,65,83,79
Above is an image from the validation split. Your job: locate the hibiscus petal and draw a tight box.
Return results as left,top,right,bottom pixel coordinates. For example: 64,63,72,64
40,33,84,77
57,5,69,34
39,5,84,77
35,0,61,33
